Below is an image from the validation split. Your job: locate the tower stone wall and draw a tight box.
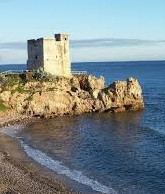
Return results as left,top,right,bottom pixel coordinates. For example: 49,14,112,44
27,33,71,77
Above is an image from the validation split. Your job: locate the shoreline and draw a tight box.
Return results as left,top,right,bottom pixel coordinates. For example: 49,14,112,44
0,111,117,194
0,111,32,128
0,111,76,194
0,74,144,193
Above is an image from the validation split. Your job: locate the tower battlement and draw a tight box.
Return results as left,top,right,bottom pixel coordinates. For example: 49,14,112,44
55,34,69,41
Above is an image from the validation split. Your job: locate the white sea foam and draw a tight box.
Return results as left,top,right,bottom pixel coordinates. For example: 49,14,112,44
1,126,117,194
21,141,117,194
1,124,24,137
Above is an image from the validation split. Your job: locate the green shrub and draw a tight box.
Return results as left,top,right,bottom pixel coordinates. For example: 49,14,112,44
0,74,21,91
25,94,33,102
31,68,57,82
0,73,6,85
5,75,20,87
0,100,8,112
13,84,25,94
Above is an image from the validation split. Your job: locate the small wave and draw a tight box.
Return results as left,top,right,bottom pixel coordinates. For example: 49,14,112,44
1,124,24,137
1,125,117,193
21,141,117,194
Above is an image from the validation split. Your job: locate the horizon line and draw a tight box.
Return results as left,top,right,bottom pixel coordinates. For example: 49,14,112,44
1,59,165,66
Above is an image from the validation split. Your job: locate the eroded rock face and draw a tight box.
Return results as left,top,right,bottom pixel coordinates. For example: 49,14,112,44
99,77,144,112
78,75,105,91
0,75,144,117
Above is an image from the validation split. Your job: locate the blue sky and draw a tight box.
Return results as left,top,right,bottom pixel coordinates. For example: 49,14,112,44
0,0,165,63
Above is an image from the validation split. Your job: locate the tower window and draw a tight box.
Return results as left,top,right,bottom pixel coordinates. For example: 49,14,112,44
35,55,38,59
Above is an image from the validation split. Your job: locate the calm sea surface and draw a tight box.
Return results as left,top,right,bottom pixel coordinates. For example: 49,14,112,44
1,61,165,194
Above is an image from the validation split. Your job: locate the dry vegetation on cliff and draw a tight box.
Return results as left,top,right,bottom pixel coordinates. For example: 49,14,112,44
0,70,144,118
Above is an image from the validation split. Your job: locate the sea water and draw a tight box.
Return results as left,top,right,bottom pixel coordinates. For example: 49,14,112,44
1,61,165,193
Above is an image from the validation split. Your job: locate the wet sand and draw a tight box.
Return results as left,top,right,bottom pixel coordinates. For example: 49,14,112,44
0,112,76,194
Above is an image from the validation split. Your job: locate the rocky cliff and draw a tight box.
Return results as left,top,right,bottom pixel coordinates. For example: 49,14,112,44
0,74,144,118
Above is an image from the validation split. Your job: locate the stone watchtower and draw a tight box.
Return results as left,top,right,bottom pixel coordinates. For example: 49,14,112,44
27,33,71,77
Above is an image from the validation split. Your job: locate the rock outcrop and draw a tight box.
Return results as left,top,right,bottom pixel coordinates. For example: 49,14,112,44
0,75,144,117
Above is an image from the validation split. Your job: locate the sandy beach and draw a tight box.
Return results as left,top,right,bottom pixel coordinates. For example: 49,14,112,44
0,112,76,194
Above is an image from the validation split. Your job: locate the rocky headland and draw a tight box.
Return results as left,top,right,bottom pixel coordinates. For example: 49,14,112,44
0,72,144,120
0,72,144,193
